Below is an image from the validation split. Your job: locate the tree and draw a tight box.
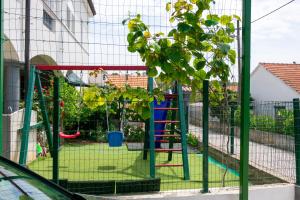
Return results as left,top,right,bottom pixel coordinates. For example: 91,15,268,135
124,0,239,93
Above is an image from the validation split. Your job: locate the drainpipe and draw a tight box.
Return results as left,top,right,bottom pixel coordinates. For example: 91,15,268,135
24,0,31,98
0,0,4,155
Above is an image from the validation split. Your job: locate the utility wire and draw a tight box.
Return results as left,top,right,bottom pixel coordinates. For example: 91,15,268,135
251,0,295,23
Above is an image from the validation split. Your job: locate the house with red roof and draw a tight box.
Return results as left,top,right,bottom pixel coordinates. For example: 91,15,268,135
251,63,300,102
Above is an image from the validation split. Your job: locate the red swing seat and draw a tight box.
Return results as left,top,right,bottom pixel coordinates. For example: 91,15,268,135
59,131,80,139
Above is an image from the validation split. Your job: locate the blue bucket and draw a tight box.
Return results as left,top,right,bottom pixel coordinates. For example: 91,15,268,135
107,131,124,147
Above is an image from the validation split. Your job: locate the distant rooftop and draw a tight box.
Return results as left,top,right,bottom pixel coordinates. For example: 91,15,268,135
260,63,300,94
106,74,148,89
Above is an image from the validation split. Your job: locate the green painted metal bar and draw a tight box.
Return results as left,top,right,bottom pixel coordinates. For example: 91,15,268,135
293,98,300,185
36,71,53,156
143,119,149,160
168,82,178,161
202,80,209,193
0,0,4,156
148,77,155,178
177,83,190,180
18,122,44,131
53,77,60,184
240,0,251,199
19,66,36,166
230,105,235,155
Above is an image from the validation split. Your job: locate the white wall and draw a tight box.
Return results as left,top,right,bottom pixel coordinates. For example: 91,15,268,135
4,0,93,65
95,184,295,200
250,65,300,102
2,109,37,164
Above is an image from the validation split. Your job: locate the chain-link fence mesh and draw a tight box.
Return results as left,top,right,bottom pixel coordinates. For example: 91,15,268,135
2,0,298,197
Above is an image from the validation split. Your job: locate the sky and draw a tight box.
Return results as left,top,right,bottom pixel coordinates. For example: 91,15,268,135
251,0,300,70
89,0,300,76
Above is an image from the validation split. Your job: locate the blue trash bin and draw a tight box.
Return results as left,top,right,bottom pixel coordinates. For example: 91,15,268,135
154,99,171,148
107,131,124,147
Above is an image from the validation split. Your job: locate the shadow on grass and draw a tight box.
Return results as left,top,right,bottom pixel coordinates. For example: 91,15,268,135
98,166,117,171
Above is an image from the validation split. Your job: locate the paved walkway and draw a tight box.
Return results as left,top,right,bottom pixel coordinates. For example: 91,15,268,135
189,124,296,183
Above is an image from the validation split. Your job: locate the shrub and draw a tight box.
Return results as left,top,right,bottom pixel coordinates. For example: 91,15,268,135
234,108,294,136
124,125,145,142
187,133,199,147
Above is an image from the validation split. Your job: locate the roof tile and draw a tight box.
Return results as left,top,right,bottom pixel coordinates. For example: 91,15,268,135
106,74,148,89
261,63,300,94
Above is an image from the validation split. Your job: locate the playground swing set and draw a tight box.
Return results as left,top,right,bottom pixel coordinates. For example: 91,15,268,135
19,65,190,180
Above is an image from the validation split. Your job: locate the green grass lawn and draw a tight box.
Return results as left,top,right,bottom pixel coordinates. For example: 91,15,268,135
29,142,239,191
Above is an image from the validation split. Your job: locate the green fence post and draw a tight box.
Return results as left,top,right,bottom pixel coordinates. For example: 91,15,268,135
148,77,155,178
35,71,53,156
0,0,4,156
230,103,236,155
19,66,36,166
240,0,251,199
202,80,209,193
53,77,60,184
293,98,300,185
177,83,190,180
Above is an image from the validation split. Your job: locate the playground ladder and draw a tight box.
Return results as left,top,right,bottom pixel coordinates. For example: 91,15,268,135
145,79,190,180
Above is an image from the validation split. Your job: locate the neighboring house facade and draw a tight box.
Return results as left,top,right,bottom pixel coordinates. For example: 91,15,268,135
2,0,95,163
4,0,96,113
250,63,300,115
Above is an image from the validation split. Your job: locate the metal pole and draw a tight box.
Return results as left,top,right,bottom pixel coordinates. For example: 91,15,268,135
19,66,36,166
293,98,300,185
148,77,155,178
240,0,251,199
237,20,242,104
53,77,60,184
230,105,235,155
202,80,209,193
24,0,31,97
0,0,4,155
36,72,53,156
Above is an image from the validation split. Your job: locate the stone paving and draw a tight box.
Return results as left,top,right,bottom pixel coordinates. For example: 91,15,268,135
189,124,296,183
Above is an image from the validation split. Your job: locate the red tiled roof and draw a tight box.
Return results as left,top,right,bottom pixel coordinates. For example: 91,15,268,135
227,85,238,92
260,63,300,93
106,75,148,89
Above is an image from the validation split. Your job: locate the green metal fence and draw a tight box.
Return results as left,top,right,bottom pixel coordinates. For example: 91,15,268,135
0,0,255,199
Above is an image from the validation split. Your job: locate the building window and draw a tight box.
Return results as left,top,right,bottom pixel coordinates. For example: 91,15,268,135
67,7,75,33
43,10,54,31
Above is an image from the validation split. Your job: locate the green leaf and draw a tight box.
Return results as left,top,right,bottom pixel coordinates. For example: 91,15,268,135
219,43,230,54
228,49,236,64
152,42,161,53
204,19,218,26
168,28,177,37
233,14,241,21
166,2,172,12
178,22,193,33
201,41,213,51
207,14,220,22
148,67,158,77
170,16,175,23
193,57,206,70
184,13,198,24
220,15,232,25
127,46,136,53
127,32,134,44
166,46,181,62
195,69,207,79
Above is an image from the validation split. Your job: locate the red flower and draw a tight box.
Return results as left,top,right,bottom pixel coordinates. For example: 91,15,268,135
60,100,65,107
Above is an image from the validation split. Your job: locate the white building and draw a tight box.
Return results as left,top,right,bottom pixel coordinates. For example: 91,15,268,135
250,63,300,115
251,63,300,102
3,0,96,112
2,0,95,162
